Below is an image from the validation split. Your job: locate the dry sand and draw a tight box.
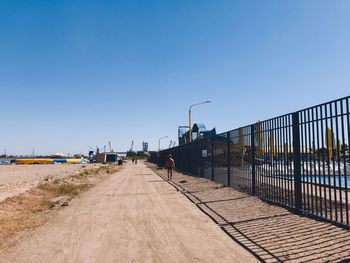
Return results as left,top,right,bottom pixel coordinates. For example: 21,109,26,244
1,162,255,263
0,164,101,202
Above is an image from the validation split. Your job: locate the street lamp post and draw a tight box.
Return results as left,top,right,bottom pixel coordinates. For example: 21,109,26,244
158,136,169,151
188,100,211,142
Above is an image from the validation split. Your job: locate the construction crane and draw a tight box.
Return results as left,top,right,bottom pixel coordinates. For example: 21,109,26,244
129,140,134,152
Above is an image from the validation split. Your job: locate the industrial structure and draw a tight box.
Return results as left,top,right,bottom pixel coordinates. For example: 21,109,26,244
178,123,216,146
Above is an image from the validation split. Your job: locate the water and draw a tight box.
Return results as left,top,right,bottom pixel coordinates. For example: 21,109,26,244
263,161,350,187
302,174,350,187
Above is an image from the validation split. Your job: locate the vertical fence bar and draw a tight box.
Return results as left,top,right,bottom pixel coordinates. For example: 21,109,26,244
311,107,318,216
315,107,322,217
308,109,314,213
211,136,214,181
272,118,277,201
342,98,349,225
268,120,273,200
263,121,267,198
325,104,333,220
282,116,287,205
251,124,256,195
293,112,302,210
288,115,294,206
345,98,350,225
278,117,282,202
335,101,343,223
304,110,310,212
227,132,231,186
330,103,338,222
200,140,204,177
321,105,328,219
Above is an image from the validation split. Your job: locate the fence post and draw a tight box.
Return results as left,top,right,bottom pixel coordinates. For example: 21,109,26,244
251,125,256,195
227,132,231,186
292,112,302,210
157,151,160,167
211,136,214,181
200,140,204,177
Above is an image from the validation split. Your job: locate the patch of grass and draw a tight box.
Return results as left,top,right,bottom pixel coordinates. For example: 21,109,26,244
37,181,91,198
0,164,119,249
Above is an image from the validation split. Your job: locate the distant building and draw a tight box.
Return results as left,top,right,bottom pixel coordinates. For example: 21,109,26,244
95,152,118,163
142,142,149,152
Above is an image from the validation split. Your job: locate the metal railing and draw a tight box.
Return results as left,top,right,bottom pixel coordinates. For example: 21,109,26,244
150,96,350,228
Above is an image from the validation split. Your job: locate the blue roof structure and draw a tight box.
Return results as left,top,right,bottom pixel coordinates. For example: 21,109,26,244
192,123,206,133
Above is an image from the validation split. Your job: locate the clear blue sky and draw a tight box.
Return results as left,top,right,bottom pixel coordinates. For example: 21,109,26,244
1,1,349,155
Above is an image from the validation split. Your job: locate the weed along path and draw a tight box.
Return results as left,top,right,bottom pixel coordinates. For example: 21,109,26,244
1,162,256,263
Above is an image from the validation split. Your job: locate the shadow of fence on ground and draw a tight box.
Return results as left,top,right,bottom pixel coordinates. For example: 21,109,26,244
149,165,350,263
221,214,350,262
191,189,350,262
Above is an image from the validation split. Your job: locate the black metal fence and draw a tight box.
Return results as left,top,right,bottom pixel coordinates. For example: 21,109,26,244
150,96,350,228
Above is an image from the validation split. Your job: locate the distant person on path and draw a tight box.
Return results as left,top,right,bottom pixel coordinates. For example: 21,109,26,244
164,154,175,181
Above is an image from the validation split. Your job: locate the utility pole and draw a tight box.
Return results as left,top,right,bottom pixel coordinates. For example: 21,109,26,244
108,141,112,152
130,140,134,152
188,100,212,142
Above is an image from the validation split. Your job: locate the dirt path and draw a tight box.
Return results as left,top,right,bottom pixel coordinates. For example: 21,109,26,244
1,162,256,263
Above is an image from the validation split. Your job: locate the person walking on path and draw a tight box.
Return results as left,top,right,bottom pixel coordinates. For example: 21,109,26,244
164,154,175,181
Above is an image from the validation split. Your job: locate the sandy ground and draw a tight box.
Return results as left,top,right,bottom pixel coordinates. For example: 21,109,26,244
1,162,256,263
148,163,350,263
0,164,101,202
